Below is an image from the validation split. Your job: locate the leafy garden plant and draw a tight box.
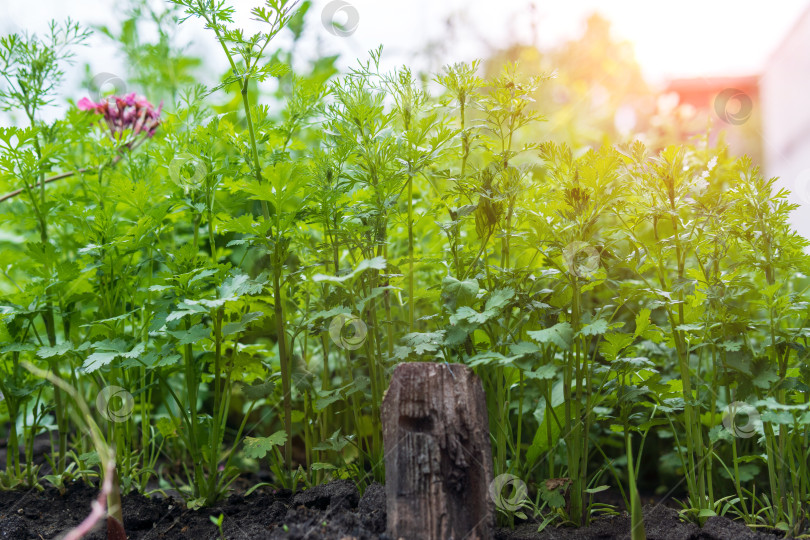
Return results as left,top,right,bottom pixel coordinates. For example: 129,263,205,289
0,1,808,537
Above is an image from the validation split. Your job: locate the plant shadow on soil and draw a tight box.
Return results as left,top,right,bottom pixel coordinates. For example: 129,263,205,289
0,478,786,540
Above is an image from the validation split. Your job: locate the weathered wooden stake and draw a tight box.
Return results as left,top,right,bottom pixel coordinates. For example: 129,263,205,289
382,362,494,540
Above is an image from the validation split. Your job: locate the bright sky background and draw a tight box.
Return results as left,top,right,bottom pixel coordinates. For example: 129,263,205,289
298,0,810,83
2,0,809,95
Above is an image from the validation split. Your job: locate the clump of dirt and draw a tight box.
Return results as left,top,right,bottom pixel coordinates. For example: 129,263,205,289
0,479,390,540
0,479,787,539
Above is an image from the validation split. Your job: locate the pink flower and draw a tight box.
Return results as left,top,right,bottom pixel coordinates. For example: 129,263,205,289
77,93,163,148
77,97,102,112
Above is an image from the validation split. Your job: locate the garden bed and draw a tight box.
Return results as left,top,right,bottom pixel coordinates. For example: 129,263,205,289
2,1,809,539
0,479,782,540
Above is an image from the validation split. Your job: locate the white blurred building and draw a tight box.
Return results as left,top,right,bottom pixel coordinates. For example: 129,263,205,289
761,4,810,238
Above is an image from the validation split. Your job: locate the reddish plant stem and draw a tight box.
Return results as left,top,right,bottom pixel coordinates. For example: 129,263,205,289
0,155,124,204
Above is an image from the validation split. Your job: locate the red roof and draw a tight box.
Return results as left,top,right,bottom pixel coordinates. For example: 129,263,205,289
664,76,759,109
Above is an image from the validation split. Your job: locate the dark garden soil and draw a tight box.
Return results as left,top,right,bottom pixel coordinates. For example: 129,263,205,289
0,477,786,540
